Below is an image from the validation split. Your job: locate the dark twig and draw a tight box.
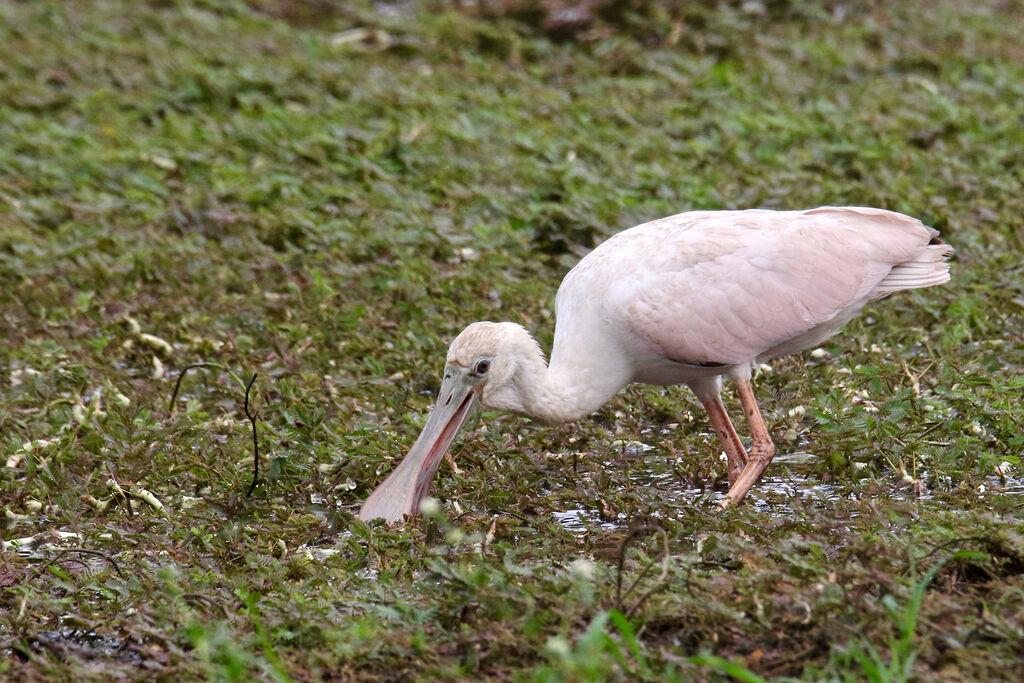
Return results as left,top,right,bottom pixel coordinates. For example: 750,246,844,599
918,534,993,561
622,542,664,601
625,530,670,619
615,525,671,618
168,362,226,413
615,526,656,607
167,361,250,414
36,548,126,580
181,593,230,618
244,373,260,497
914,420,945,441
168,363,263,496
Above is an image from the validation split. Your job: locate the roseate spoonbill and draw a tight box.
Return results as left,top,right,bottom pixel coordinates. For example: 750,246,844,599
359,207,954,523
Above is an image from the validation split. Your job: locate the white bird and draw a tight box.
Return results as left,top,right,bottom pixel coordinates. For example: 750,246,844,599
359,207,954,523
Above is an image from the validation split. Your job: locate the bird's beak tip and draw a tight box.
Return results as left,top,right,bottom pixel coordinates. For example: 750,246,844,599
358,371,479,525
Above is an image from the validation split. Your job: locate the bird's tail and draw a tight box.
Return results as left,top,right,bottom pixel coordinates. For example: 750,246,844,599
871,239,955,300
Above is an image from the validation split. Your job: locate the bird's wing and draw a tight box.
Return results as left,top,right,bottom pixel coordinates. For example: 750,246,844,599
605,207,938,365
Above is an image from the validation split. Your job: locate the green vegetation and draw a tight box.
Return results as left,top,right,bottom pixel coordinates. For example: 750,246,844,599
2,0,1022,679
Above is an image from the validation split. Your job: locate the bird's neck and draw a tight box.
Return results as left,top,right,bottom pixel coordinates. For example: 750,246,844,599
513,332,633,425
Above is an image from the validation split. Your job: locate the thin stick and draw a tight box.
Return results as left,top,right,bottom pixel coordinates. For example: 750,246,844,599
169,362,225,413
622,542,663,601
36,548,126,579
168,361,250,413
625,530,670,618
244,373,260,497
615,525,671,616
616,527,648,608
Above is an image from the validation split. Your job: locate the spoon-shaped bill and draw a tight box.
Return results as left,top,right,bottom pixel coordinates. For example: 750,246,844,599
358,371,478,523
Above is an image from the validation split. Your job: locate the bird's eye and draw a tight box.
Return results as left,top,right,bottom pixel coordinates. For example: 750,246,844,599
474,359,490,376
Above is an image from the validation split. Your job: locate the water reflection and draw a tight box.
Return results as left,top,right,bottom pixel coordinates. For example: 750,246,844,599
551,450,1024,532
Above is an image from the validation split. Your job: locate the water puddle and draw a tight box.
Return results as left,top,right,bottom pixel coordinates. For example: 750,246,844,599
550,450,1024,533
771,451,821,466
27,628,138,662
551,508,627,533
983,472,1024,496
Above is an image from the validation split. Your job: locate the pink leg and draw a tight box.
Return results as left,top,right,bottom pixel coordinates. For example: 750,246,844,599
724,377,776,505
698,392,748,486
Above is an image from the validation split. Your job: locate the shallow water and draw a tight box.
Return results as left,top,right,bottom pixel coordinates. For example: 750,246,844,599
550,508,627,533
551,450,1024,532
33,627,137,662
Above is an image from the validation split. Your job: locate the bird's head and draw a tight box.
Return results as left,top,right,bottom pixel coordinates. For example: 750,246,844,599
358,321,543,524
447,321,543,412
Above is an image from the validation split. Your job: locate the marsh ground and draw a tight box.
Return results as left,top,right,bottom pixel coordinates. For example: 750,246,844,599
1,1,1022,680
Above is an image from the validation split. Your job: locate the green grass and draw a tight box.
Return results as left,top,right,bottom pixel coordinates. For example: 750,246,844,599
1,0,1023,680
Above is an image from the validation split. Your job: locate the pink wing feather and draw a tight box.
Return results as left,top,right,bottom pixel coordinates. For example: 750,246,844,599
561,207,951,366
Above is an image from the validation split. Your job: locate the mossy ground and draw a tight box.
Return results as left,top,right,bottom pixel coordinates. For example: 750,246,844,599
1,1,1022,680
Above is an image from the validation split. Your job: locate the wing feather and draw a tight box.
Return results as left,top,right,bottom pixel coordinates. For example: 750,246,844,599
592,207,945,365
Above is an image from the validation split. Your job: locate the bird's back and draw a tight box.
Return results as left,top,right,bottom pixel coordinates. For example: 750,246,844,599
552,207,952,376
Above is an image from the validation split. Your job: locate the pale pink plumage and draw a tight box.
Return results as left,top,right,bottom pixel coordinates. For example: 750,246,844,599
359,206,953,523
